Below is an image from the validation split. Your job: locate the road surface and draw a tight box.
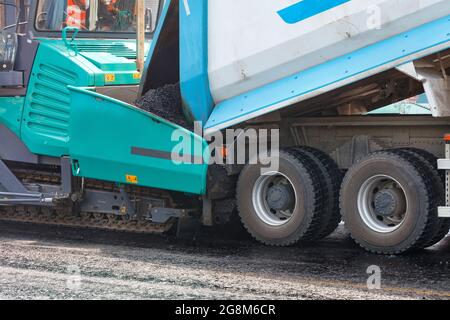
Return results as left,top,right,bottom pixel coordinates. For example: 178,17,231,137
0,221,448,300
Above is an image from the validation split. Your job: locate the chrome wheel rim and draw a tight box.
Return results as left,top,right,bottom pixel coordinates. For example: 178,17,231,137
357,175,408,233
252,172,297,226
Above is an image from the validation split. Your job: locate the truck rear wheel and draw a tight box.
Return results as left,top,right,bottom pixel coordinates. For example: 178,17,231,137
400,148,450,247
340,151,437,254
386,148,441,249
288,147,342,240
237,149,323,246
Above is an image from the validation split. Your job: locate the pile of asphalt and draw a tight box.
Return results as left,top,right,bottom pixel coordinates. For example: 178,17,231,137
135,83,193,130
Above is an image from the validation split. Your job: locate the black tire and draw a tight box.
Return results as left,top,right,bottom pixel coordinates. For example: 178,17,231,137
400,148,450,247
402,147,445,182
236,149,323,246
286,148,328,242
290,147,343,239
388,148,441,249
340,151,437,254
433,219,450,246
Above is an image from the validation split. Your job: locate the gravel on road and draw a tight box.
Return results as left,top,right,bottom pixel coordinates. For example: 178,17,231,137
0,221,448,300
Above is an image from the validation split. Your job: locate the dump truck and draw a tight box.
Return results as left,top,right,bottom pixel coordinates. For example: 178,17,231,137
1,0,450,255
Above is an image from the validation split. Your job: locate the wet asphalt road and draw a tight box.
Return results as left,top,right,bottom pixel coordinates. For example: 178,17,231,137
0,221,448,300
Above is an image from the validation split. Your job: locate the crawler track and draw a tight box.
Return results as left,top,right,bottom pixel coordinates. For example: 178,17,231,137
0,206,174,234
0,167,178,234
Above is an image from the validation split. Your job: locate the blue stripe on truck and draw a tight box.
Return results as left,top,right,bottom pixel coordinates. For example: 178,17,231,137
278,0,351,24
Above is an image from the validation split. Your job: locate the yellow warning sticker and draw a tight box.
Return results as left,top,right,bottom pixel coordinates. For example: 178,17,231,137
126,175,138,184
105,74,116,82
133,72,141,79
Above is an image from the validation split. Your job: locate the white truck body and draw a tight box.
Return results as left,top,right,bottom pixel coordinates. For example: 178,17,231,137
208,0,450,103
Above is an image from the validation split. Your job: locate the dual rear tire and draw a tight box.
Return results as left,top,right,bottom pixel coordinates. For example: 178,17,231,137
340,149,443,254
237,147,449,254
236,148,341,246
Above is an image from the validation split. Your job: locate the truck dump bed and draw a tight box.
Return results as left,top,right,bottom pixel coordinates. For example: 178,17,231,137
198,0,450,133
